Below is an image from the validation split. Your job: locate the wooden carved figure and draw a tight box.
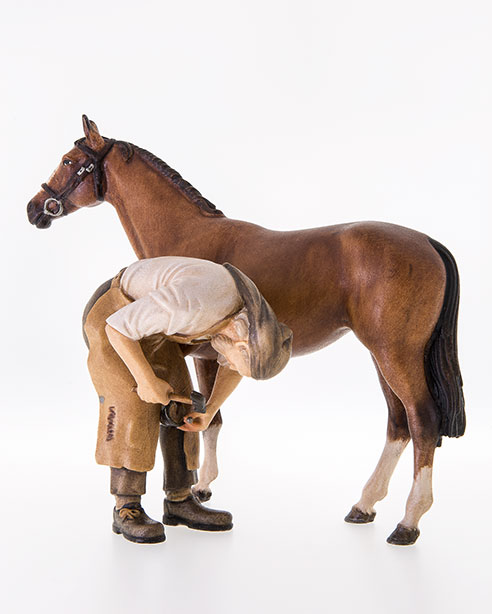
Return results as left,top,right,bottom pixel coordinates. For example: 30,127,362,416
27,115,465,545
83,256,292,543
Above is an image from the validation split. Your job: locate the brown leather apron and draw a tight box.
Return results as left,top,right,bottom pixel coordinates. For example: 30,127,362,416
83,272,199,473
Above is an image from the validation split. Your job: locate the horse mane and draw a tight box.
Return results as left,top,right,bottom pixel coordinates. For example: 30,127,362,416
112,139,224,217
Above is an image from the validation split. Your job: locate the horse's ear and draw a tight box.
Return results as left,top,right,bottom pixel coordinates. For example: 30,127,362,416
82,114,105,150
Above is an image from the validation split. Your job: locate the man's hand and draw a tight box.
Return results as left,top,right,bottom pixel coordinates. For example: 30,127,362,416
178,366,242,432
134,376,191,406
135,376,173,404
178,408,214,432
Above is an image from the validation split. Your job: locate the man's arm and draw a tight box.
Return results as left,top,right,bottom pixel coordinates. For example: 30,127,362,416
105,324,190,405
179,365,242,431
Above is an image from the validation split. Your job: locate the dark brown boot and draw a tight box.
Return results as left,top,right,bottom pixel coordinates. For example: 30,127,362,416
113,503,166,544
163,495,233,531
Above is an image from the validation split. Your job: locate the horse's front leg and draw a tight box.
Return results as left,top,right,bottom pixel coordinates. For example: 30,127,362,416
193,358,220,502
194,410,222,502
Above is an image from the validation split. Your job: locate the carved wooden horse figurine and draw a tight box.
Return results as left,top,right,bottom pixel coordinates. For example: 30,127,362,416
27,115,465,545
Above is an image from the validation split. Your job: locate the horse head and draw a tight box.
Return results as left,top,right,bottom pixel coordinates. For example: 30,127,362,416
27,115,114,229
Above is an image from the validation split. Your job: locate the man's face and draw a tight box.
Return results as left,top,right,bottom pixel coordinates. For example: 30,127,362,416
211,337,252,377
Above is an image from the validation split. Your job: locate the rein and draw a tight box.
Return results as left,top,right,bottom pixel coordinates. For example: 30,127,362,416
41,138,115,217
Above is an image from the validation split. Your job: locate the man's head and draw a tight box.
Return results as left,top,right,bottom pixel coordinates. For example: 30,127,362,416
210,264,293,379
210,310,253,376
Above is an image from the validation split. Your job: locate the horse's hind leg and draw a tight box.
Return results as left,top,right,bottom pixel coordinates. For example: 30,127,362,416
345,359,410,524
193,358,221,502
376,355,440,546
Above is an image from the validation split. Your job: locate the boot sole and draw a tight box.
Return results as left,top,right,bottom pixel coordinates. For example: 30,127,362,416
112,523,166,544
163,514,233,532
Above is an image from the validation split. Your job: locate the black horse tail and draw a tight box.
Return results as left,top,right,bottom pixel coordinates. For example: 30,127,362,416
424,238,465,439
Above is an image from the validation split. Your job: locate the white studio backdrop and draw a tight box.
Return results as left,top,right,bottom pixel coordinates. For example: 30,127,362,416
1,2,491,614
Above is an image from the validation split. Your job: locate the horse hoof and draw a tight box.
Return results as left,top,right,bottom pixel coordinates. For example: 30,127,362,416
386,523,420,546
344,506,376,524
192,487,212,502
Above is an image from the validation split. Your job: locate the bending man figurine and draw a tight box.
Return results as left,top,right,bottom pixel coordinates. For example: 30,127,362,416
83,256,293,544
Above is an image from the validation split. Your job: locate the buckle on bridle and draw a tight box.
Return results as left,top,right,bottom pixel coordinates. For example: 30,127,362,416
76,163,94,177
43,197,64,217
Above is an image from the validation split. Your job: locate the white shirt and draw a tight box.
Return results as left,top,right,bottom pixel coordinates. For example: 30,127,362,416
106,257,241,341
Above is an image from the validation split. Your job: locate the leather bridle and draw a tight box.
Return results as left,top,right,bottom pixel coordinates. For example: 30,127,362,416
41,138,116,217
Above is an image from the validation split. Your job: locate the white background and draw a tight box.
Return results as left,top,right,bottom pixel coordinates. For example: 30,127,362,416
1,1,491,612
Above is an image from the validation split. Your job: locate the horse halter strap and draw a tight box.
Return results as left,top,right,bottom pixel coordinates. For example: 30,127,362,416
41,138,116,217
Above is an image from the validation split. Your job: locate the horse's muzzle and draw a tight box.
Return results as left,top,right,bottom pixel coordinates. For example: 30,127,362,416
27,200,53,229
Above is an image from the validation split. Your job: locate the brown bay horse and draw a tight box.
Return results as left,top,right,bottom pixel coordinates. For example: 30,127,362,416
27,116,465,545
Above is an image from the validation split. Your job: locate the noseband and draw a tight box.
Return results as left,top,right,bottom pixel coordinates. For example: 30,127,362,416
41,138,116,217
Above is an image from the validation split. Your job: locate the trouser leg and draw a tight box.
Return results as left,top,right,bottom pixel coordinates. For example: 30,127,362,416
110,467,147,509
147,336,198,502
154,350,233,531
160,424,197,501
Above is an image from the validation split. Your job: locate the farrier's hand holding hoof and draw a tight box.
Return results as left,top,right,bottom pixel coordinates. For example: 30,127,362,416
178,408,214,432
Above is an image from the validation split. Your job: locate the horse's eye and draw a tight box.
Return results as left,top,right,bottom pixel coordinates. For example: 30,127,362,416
63,159,72,166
